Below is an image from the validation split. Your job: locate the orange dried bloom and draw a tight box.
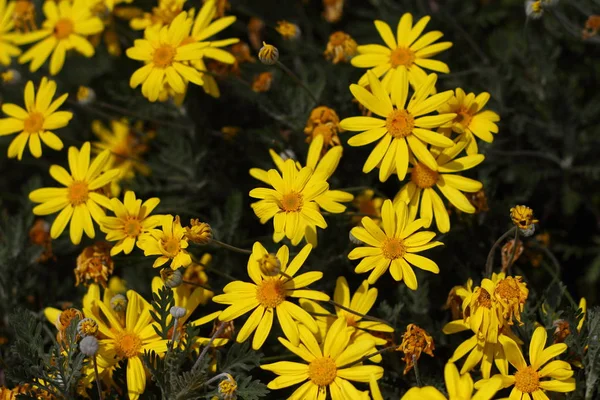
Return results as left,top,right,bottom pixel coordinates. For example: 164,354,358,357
467,189,489,213
74,242,114,287
324,31,357,64
248,17,265,49
398,324,434,374
322,0,344,23
501,239,524,272
29,219,53,262
212,320,235,341
184,219,212,244
510,205,539,231
583,15,600,39
252,72,273,92
553,319,571,343
493,276,528,325
12,0,36,32
444,285,465,320
276,20,300,40
304,106,342,149
54,308,83,344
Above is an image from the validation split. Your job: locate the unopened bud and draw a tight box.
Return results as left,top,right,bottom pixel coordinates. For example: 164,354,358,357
170,306,186,319
258,42,279,65
80,336,99,356
77,318,98,337
259,253,281,276
161,268,183,288
110,294,127,312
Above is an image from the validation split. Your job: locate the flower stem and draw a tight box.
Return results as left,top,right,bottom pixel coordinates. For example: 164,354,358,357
211,239,252,255
169,317,179,352
192,322,226,372
485,227,517,277
182,280,219,294
275,61,319,104
413,355,422,387
93,355,103,400
505,229,520,274
337,346,396,369
327,300,391,327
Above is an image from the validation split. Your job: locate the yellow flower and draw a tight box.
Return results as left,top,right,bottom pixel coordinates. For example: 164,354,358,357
348,199,442,287
578,297,586,332
275,20,300,40
250,135,353,246
0,78,71,159
438,88,500,155
29,142,120,245
300,277,394,362
0,0,21,65
394,139,484,233
324,31,357,64
137,215,192,269
184,219,212,244
477,327,575,398
91,119,151,195
261,317,383,399
212,242,330,350
510,205,539,231
125,11,208,102
352,13,452,91
94,290,169,400
100,191,162,256
130,0,186,30
18,0,103,75
340,71,456,182
399,362,501,400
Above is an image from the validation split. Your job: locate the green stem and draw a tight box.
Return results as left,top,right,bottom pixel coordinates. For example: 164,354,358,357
276,61,319,104
337,346,396,369
211,239,252,255
485,227,517,277
505,229,520,274
327,300,391,327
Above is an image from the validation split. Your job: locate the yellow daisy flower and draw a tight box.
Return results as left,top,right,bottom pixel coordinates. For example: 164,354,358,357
137,214,192,269
100,191,162,256
29,142,120,245
348,199,443,287
18,0,104,75
212,242,330,350
339,71,456,182
0,78,71,159
125,11,209,102
394,139,484,233
0,0,21,65
261,317,383,399
398,362,501,400
249,159,330,246
250,135,353,246
300,277,394,362
477,327,575,398
351,13,452,92
438,88,500,155
95,290,169,400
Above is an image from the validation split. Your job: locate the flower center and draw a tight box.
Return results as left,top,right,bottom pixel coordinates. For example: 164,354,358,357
495,278,521,301
382,238,406,260
280,192,303,212
24,112,44,133
454,106,474,128
344,314,357,327
114,331,142,358
390,47,415,68
255,278,286,308
68,181,89,206
514,366,540,393
308,356,337,387
124,218,142,237
386,109,414,138
477,289,492,308
153,44,176,68
411,163,439,189
162,237,180,257
54,18,74,39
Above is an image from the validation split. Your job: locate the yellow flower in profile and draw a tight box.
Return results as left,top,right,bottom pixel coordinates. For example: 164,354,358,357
398,362,501,400
438,88,500,155
249,159,330,246
94,290,169,400
0,78,71,159
29,142,120,245
18,0,103,75
126,12,208,102
213,242,329,350
100,191,162,256
348,199,442,287
137,215,192,269
340,71,455,182
477,327,575,398
394,139,485,233
352,13,452,91
0,0,21,65
261,317,383,399
300,277,394,362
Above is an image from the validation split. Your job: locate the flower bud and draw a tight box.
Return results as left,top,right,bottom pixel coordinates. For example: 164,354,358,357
77,318,98,337
80,336,99,356
161,268,183,288
110,294,127,312
259,253,281,276
258,42,279,65
170,306,186,319
185,219,212,244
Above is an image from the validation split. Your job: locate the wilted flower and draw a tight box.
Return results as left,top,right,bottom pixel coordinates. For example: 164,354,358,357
247,17,264,49
29,218,53,262
12,0,36,32
252,72,274,93
74,242,114,287
501,239,524,272
493,276,529,325
258,42,279,65
185,219,212,244
258,253,281,276
510,205,538,232
398,324,435,374
304,106,342,149
276,20,300,40
324,31,357,64
322,0,344,23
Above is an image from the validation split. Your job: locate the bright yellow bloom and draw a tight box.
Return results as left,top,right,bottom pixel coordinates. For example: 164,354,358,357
100,191,162,256
477,327,575,398
18,0,103,75
340,71,456,182
438,88,500,155
250,135,353,246
130,0,186,30
0,78,71,159
300,277,394,362
137,215,192,269
29,142,120,245
94,290,169,400
510,205,539,231
348,199,442,287
352,13,452,91
249,158,330,246
261,317,383,399
398,362,501,400
394,139,484,233
126,12,208,102
213,242,329,350
0,0,21,65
